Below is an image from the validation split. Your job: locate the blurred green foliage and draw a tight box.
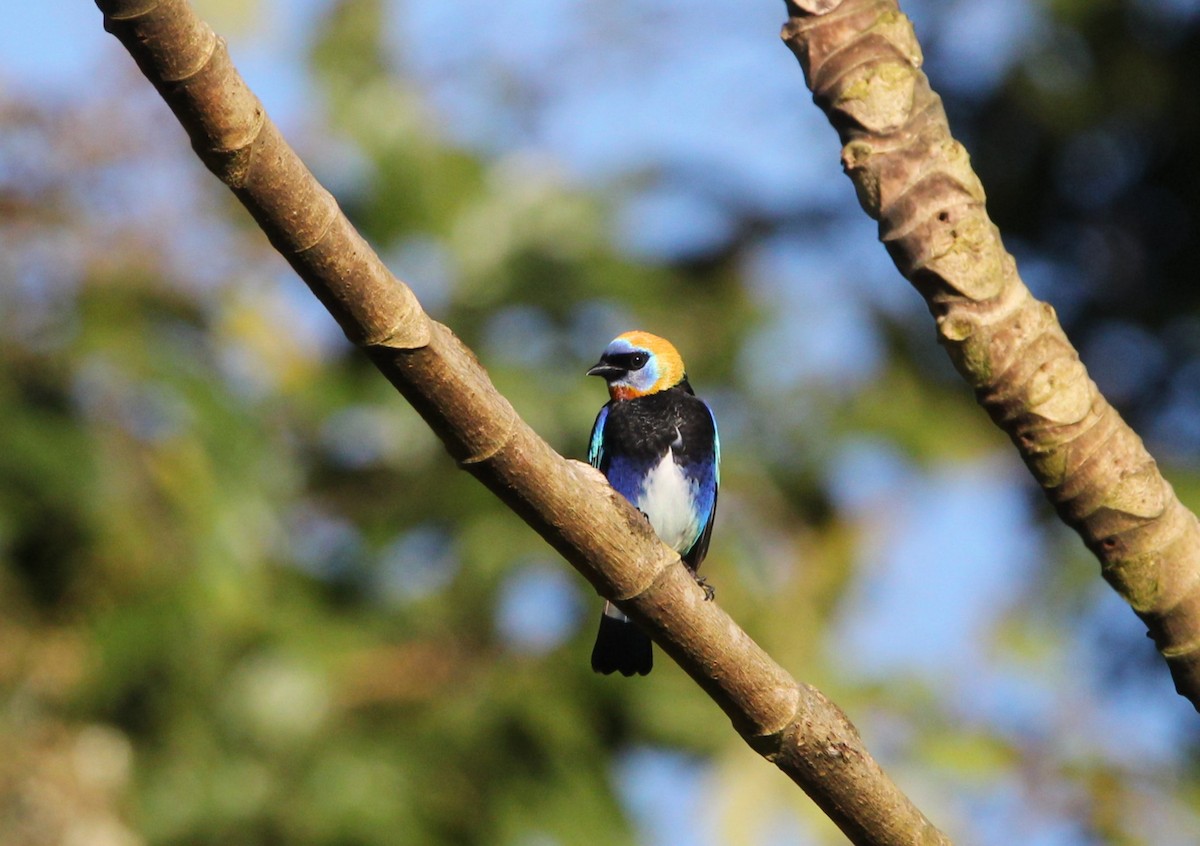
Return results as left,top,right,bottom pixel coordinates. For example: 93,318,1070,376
2,1,1200,845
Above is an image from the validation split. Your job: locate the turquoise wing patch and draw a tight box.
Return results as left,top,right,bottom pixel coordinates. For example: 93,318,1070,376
588,404,610,470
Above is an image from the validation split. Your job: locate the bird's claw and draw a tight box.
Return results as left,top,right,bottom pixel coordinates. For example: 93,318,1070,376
694,575,715,601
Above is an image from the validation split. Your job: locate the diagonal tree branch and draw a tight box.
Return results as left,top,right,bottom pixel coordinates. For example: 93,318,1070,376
94,0,951,843
782,0,1200,711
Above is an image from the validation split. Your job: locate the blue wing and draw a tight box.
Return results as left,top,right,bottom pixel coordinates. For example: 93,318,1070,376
588,402,651,504
683,402,719,570
711,404,720,488
588,403,610,471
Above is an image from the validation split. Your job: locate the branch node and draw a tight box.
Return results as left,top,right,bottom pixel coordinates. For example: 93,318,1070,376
99,0,162,23
354,312,431,351
294,198,340,255
612,546,683,603
456,399,520,467
761,684,806,742
165,24,218,83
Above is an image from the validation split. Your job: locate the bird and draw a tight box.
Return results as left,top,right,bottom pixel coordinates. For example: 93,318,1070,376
585,330,719,676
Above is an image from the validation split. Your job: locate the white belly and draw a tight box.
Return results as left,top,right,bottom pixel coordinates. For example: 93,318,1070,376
636,450,701,554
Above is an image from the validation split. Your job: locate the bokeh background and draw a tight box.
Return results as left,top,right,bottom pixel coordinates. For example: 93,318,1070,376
3,0,1200,844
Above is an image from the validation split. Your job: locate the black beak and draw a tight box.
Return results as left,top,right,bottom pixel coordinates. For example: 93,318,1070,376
587,361,625,380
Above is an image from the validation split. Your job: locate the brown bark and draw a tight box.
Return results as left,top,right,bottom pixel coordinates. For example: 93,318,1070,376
782,0,1200,711
94,0,952,842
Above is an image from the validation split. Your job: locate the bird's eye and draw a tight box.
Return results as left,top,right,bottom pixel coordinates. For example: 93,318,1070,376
629,353,649,370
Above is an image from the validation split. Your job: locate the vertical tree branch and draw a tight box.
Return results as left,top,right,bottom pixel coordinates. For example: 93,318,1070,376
782,0,1200,711
94,0,953,842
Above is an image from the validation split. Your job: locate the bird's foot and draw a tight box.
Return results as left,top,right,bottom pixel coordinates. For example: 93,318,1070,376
694,574,715,601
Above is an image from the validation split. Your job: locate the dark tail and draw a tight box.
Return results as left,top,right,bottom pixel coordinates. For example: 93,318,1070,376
591,603,652,676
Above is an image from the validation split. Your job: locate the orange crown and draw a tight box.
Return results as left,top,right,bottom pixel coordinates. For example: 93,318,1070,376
610,331,686,399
